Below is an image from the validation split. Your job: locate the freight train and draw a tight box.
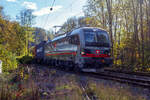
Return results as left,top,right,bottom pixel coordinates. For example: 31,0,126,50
33,27,113,71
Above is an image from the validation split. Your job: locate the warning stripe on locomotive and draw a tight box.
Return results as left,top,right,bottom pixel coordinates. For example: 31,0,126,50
81,53,110,58
46,52,110,58
45,52,77,56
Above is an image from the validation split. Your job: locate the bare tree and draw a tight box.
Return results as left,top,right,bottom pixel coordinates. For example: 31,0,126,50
106,0,113,56
139,0,144,65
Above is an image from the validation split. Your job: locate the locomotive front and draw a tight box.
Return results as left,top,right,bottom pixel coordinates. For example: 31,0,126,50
77,28,113,69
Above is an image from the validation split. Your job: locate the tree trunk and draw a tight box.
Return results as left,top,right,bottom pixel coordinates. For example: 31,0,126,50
101,4,106,28
106,0,113,56
139,0,144,65
131,0,140,64
148,0,150,41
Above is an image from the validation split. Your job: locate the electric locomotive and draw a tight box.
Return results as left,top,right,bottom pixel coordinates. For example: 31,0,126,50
34,27,113,71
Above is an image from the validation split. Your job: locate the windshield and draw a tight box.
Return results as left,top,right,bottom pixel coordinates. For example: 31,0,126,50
84,31,96,42
84,31,109,43
84,30,110,47
96,31,109,43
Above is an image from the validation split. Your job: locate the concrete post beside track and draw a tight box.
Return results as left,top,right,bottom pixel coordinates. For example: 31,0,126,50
0,60,2,73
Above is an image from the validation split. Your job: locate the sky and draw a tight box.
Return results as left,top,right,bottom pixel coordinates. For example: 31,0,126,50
0,0,87,30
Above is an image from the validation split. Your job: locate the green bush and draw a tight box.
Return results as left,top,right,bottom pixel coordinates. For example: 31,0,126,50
0,45,18,72
18,55,33,64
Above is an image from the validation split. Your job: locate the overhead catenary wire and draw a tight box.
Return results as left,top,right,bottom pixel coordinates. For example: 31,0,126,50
42,0,56,29
50,0,56,10
43,0,76,30
43,0,84,30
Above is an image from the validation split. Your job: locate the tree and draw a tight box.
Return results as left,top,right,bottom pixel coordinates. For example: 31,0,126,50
33,27,47,45
59,16,99,34
47,30,55,40
0,6,27,72
17,9,36,55
139,0,144,65
0,6,3,18
59,17,77,33
84,0,150,68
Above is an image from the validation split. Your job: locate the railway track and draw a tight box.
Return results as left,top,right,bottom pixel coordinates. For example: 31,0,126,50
77,76,98,100
104,69,150,77
82,71,150,88
54,65,150,88
32,64,150,89
80,83,98,100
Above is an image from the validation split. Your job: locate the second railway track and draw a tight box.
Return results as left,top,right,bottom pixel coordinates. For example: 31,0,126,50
57,67,150,88
105,69,150,78
82,72,150,88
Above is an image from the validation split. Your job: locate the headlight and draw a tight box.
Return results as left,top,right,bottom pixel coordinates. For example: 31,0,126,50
81,51,85,55
108,52,111,56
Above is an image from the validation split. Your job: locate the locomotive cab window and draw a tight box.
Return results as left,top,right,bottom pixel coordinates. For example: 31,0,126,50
84,31,96,42
96,31,109,43
84,30,110,47
69,35,80,45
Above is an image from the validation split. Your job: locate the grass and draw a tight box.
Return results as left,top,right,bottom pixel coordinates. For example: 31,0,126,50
49,73,83,100
0,66,40,100
0,81,40,100
88,82,146,100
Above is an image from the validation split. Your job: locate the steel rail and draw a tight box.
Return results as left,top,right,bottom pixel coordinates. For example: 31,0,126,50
79,79,98,100
82,72,150,88
104,69,150,77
